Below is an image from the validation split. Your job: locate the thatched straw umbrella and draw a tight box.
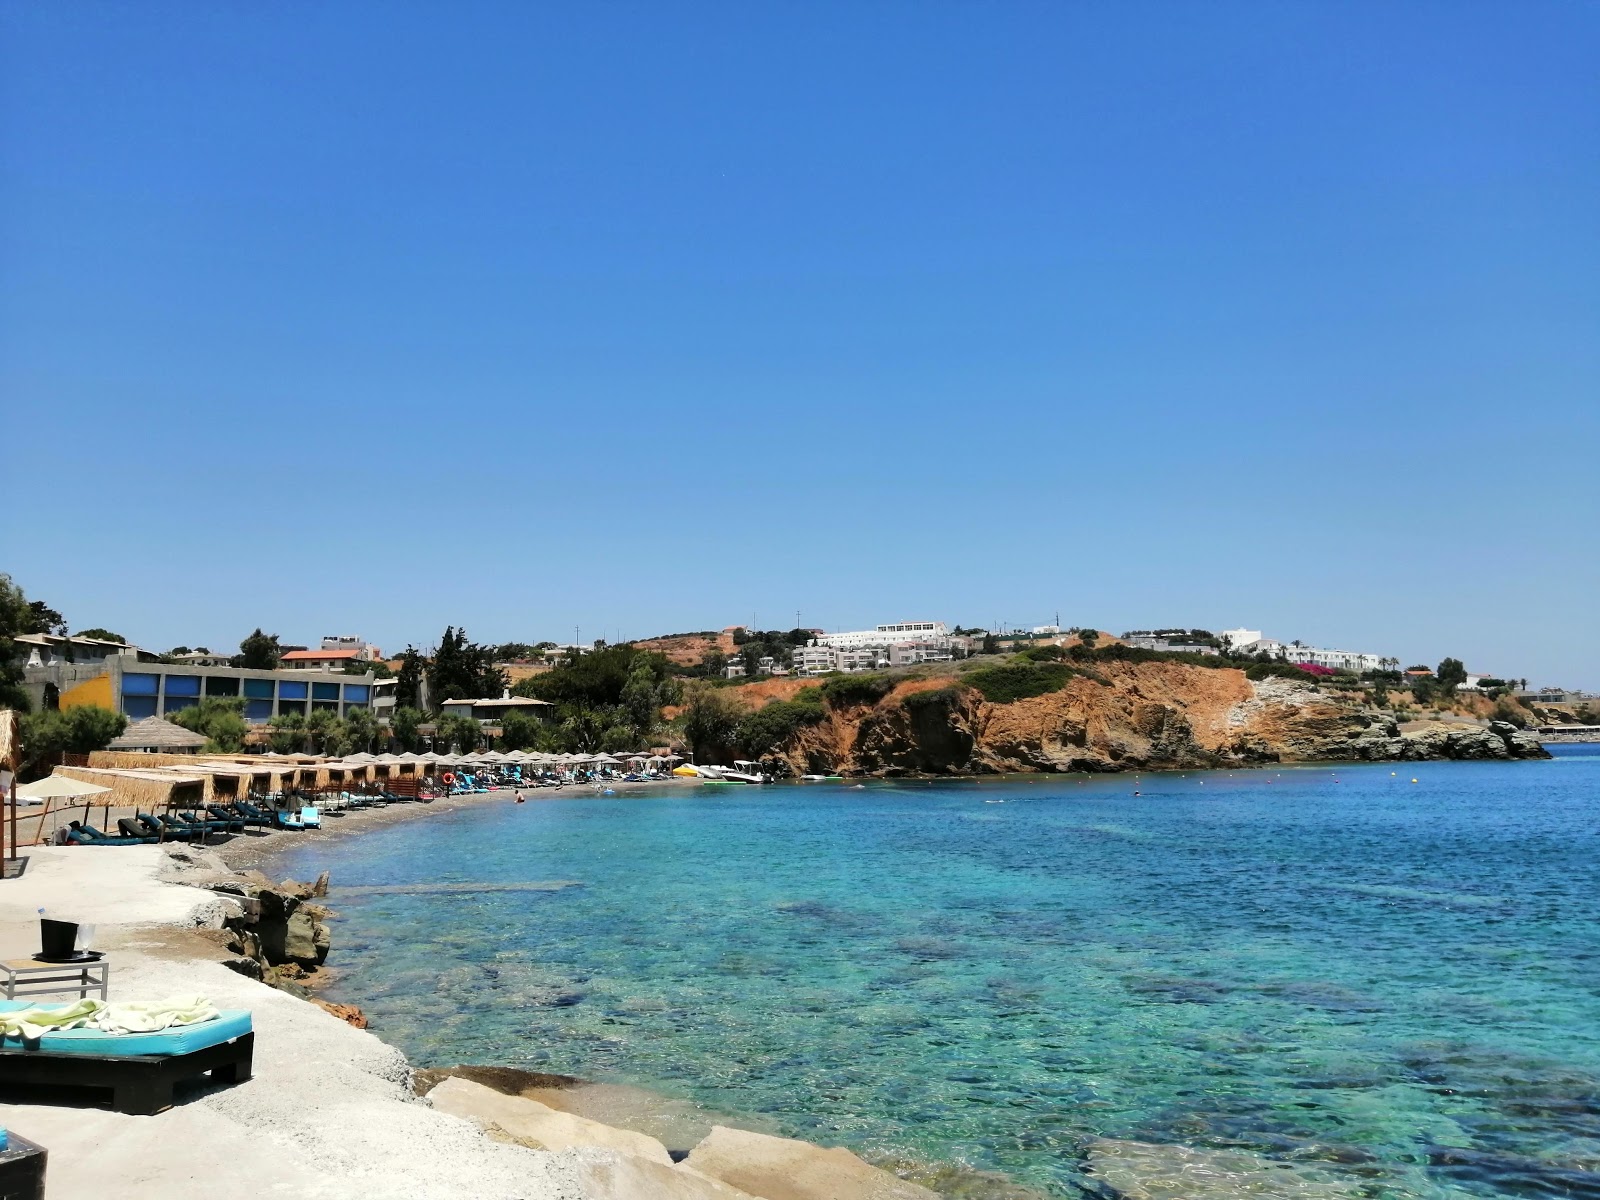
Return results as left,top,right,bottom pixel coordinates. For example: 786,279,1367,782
108,716,209,753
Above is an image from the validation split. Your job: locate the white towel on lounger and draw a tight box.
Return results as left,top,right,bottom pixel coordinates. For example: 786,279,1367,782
0,996,219,1041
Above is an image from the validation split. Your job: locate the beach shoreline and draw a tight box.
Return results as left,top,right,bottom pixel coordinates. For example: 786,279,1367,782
0,791,974,1199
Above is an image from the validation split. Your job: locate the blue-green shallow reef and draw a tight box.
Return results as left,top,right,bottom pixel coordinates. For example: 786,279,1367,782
268,747,1600,1199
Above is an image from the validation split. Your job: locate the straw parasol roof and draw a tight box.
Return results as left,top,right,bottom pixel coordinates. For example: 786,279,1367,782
108,716,209,752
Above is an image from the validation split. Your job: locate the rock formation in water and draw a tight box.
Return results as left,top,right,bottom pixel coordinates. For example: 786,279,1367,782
763,662,1550,777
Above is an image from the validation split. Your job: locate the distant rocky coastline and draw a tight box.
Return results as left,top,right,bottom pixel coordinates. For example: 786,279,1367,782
765,663,1550,777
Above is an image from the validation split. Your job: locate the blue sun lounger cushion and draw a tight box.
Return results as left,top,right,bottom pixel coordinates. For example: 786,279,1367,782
0,1001,252,1057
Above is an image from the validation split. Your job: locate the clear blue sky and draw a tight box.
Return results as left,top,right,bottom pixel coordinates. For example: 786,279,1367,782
3,2,1596,685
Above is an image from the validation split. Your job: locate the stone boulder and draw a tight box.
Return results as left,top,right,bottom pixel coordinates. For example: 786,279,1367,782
428,1077,673,1164
1085,1138,1364,1200
253,888,331,968
564,1147,761,1200
684,1125,939,1200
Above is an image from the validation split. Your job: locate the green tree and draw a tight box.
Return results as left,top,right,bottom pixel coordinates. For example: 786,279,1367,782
434,713,483,754
0,574,41,710
600,723,640,753
267,711,307,754
620,657,667,735
233,629,283,670
307,708,347,755
499,708,548,751
395,647,425,710
73,628,125,644
980,633,999,655
18,705,127,779
171,697,248,752
1077,628,1099,648
343,659,393,678
343,705,381,753
391,705,424,753
427,627,506,708
1436,657,1468,695
556,706,605,752
681,686,742,762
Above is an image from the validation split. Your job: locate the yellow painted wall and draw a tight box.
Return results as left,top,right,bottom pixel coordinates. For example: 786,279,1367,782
59,674,115,712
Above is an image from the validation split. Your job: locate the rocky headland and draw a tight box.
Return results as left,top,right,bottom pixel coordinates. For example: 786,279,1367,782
750,662,1549,777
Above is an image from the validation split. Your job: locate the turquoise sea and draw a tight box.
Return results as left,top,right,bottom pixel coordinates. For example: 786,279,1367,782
270,748,1600,1199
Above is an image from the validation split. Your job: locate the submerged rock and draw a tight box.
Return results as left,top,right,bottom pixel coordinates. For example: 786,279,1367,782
413,1064,584,1098
1084,1138,1365,1200
685,1125,940,1200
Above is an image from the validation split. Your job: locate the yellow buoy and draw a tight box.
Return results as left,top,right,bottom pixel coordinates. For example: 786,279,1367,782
1411,778,1419,784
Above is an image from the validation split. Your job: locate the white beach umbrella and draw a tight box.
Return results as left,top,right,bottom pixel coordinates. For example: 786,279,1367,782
15,775,112,801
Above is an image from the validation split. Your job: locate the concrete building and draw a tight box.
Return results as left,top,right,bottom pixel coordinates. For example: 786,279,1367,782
835,647,886,672
813,621,948,650
1223,631,1386,673
15,634,161,710
44,652,380,725
791,645,840,676
280,637,383,670
438,693,555,724
888,641,956,667
1122,633,1220,656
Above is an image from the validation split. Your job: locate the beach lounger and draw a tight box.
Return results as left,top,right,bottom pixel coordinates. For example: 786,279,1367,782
66,823,157,847
137,813,207,842
0,1001,253,1115
299,807,321,829
128,814,193,842
232,801,277,825
179,810,240,835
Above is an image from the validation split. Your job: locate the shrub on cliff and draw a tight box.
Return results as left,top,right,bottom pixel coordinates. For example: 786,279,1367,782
901,687,964,714
820,675,894,708
736,696,826,757
963,662,1076,704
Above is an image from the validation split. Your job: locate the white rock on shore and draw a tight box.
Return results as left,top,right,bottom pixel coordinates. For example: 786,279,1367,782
430,1075,675,1164
685,1125,942,1200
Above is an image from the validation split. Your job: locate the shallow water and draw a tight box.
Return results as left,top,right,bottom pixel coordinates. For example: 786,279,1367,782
271,748,1600,1198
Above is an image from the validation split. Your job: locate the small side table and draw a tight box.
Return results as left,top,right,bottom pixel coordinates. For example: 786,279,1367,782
0,958,109,1002
0,1133,47,1200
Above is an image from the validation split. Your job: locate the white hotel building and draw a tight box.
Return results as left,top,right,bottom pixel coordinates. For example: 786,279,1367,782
793,622,959,675
1219,628,1386,673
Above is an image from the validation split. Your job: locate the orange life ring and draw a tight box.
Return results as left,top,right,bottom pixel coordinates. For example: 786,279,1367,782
442,772,456,785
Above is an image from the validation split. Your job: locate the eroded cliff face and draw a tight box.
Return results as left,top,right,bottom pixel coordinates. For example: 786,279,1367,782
767,663,1547,776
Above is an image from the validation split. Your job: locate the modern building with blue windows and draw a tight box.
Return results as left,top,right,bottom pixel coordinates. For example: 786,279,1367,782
72,653,384,724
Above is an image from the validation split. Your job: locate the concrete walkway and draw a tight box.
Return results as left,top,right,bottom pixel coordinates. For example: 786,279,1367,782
0,846,583,1200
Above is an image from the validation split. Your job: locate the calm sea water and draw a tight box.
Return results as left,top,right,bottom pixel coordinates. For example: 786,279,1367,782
270,748,1600,1199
